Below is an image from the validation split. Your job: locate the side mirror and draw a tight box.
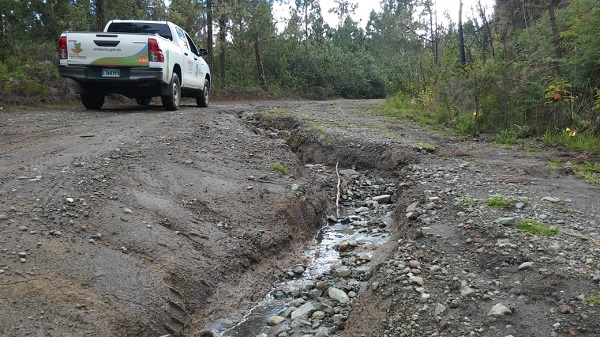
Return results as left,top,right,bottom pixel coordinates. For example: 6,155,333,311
199,48,208,56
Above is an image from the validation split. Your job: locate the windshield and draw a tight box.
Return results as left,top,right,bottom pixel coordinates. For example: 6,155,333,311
107,22,172,40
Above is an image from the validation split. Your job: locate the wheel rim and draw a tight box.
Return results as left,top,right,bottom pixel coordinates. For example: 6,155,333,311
173,80,180,106
204,84,209,104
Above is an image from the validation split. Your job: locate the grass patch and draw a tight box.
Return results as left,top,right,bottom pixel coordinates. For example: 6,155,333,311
269,164,289,175
515,219,560,236
414,142,437,152
262,108,293,116
547,158,600,185
585,293,600,305
548,158,565,170
542,130,600,153
554,204,581,214
485,196,513,209
456,197,477,207
573,161,600,185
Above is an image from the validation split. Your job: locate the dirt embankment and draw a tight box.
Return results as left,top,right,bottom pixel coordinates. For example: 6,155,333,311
1,99,599,337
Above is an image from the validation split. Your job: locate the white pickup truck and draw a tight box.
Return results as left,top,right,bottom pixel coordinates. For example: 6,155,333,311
58,20,210,111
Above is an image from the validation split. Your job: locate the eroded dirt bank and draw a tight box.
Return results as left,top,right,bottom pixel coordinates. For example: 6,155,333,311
1,99,599,337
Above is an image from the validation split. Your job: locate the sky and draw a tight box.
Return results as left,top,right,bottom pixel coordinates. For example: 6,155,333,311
274,0,495,29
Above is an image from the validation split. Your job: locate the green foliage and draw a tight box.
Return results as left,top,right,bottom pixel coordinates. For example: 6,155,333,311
585,294,600,305
546,158,600,185
455,197,477,207
542,129,600,153
554,204,581,214
269,164,289,175
485,196,513,209
573,161,600,185
516,220,560,236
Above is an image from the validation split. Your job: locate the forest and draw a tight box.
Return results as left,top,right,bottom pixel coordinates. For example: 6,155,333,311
0,0,599,149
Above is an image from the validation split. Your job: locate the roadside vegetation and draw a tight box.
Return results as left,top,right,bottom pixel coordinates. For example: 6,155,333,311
515,219,560,237
0,0,599,167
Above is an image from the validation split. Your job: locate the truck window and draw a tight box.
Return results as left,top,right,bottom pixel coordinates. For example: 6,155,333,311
107,22,173,41
175,27,189,51
185,33,200,56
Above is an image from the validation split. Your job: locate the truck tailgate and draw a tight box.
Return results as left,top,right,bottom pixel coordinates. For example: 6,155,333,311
66,32,149,67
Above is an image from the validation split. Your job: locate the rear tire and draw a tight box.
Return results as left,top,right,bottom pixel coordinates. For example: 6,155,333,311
81,94,105,110
136,97,152,106
161,73,180,111
196,79,210,108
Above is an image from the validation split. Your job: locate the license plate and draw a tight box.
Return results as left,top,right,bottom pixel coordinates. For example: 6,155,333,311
102,68,120,77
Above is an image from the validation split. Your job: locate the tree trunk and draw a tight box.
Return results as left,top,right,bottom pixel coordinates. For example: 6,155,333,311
207,0,214,69
458,0,466,67
254,39,267,90
218,13,226,81
548,0,562,59
426,1,437,64
95,0,106,31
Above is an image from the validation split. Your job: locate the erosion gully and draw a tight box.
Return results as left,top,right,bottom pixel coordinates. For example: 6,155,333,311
204,166,395,337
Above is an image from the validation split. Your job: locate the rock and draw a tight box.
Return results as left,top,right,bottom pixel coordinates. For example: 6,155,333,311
291,302,316,320
488,303,512,316
558,304,573,314
406,212,418,220
311,311,326,320
460,284,476,297
496,239,516,248
355,207,370,213
541,197,561,203
0,213,9,220
406,201,419,213
435,303,447,315
553,256,567,264
123,208,133,214
293,265,305,274
495,217,516,225
372,194,392,203
335,266,352,278
328,288,350,304
267,316,286,326
408,260,421,268
409,276,424,286
315,326,331,337
518,262,533,270
309,288,322,299
339,169,359,177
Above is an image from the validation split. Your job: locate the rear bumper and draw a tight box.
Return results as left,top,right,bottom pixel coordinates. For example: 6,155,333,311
59,66,164,82
59,66,168,97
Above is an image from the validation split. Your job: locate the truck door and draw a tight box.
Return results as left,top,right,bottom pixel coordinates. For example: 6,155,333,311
184,33,208,89
175,27,201,89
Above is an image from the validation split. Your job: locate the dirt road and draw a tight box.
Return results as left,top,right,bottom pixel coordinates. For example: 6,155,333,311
1,99,598,337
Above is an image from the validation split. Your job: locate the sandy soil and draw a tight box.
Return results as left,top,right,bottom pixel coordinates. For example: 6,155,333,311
0,98,598,337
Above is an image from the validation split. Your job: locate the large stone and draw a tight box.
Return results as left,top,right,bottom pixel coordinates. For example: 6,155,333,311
372,194,392,204
291,302,317,320
267,316,286,326
488,303,512,316
328,287,350,304
335,266,352,278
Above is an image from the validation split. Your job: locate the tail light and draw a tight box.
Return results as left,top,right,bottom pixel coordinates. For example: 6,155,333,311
58,36,67,59
148,38,164,62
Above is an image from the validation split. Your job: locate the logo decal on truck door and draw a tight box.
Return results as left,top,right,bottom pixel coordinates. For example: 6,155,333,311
71,42,83,54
